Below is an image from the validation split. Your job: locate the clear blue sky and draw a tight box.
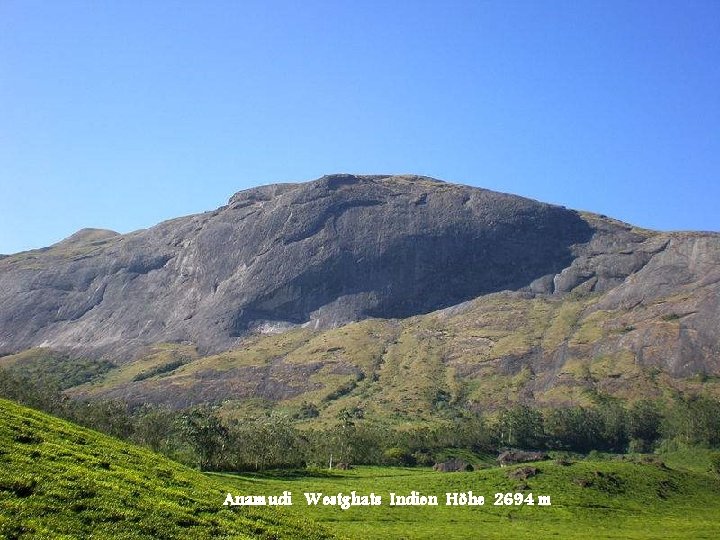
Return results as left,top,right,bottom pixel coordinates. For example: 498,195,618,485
1,0,718,254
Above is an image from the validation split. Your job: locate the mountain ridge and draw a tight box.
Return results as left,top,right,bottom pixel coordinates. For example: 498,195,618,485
0,173,605,358
1,174,719,412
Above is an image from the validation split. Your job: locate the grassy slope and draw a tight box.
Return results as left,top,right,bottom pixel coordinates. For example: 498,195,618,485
0,348,114,390
0,229,120,271
217,457,720,540
0,398,331,540
65,287,720,427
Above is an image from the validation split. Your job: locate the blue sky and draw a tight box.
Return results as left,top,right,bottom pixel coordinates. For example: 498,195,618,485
1,0,718,254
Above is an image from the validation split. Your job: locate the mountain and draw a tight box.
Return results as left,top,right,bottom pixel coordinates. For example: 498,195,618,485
1,174,719,413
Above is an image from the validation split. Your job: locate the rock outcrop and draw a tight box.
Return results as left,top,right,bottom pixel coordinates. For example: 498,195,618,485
498,451,548,467
433,458,473,472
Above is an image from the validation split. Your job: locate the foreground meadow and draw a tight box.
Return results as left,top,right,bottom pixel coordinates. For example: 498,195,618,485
216,456,720,539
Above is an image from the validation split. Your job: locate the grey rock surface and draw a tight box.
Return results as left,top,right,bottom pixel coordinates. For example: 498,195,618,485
0,174,717,364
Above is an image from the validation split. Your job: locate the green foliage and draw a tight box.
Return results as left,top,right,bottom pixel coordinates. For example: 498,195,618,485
132,359,186,381
227,414,306,471
130,405,182,455
3,391,720,538
596,397,629,452
0,350,113,390
383,447,416,466
662,394,720,446
294,401,320,419
75,399,135,439
0,398,330,539
628,400,662,448
0,366,66,413
545,407,605,452
628,438,652,453
322,380,357,402
179,408,229,471
4,361,720,473
497,405,544,449
709,453,720,476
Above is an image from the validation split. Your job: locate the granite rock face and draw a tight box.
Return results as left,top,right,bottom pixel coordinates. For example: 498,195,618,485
0,174,717,364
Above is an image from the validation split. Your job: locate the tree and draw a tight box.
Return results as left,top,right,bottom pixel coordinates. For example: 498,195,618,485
179,408,228,471
628,400,661,452
334,407,357,464
74,400,133,439
662,395,720,447
596,397,629,452
131,405,178,453
497,405,544,449
545,407,604,452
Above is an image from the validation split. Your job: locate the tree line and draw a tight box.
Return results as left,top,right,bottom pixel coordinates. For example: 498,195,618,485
1,366,719,471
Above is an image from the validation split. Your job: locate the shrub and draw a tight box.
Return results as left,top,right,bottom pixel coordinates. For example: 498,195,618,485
132,360,185,382
383,447,416,466
628,438,652,453
709,452,720,476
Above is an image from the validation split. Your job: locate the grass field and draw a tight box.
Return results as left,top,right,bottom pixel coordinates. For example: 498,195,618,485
216,457,720,539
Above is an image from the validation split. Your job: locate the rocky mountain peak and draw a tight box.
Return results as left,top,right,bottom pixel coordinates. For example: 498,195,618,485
53,228,120,247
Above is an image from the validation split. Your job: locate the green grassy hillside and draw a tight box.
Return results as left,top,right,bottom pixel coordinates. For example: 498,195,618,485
217,457,720,539
0,398,331,539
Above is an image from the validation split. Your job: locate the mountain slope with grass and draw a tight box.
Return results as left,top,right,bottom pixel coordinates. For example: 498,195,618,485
65,284,720,420
0,398,331,539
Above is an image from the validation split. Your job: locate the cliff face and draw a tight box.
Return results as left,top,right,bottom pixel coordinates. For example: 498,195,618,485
0,174,718,381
